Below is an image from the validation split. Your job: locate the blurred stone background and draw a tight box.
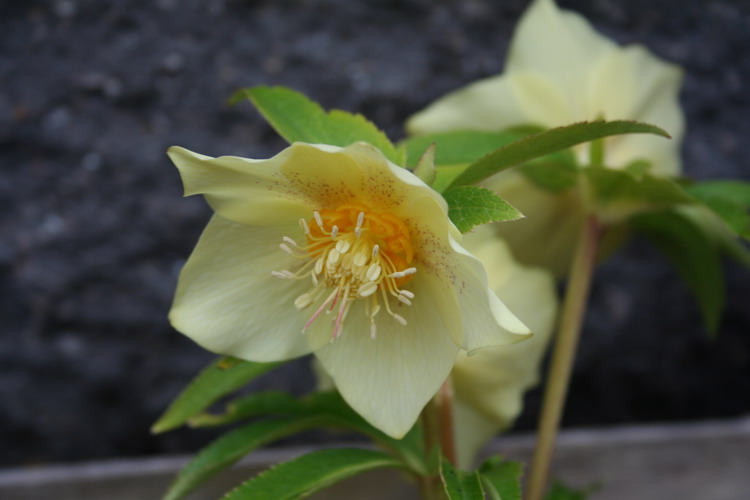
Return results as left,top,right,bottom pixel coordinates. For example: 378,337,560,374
2,0,748,467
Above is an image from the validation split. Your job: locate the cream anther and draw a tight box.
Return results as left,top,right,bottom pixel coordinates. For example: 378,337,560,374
352,253,367,267
365,263,381,281
313,211,324,229
327,249,340,266
282,204,415,339
354,213,365,238
294,293,312,309
389,267,417,279
393,314,408,326
359,281,378,297
397,295,412,306
279,243,295,255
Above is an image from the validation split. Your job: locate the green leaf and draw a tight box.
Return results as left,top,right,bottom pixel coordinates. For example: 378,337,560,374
623,158,653,176
545,480,597,500
443,186,523,233
301,391,428,475
633,211,725,335
676,205,750,270
221,448,403,500
163,417,322,500
686,181,750,239
433,165,471,193
401,127,578,193
402,130,532,168
189,391,305,427
588,137,605,167
719,235,750,268
448,120,669,189
686,180,750,205
692,195,749,239
152,357,281,433
478,456,523,500
518,152,578,192
585,167,693,206
231,86,402,165
192,390,428,476
439,458,485,500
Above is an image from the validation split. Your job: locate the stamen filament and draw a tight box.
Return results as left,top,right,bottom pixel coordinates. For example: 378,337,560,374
283,205,416,339
302,288,338,333
332,285,351,340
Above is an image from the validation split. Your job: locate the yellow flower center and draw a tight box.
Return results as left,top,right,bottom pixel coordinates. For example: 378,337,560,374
273,202,416,340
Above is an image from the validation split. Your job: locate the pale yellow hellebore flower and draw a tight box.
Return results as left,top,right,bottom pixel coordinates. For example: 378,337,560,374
408,0,684,275
451,227,558,467
167,142,531,438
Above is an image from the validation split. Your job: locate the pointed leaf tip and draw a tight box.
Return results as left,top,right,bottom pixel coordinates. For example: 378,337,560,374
413,143,437,186
443,186,523,233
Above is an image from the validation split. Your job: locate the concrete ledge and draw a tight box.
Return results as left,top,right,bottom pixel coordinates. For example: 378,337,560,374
2,417,748,499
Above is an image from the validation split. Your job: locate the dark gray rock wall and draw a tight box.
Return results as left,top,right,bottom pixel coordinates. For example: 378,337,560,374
2,0,749,465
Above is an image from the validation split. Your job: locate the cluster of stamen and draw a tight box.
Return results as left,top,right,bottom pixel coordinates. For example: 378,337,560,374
272,203,416,340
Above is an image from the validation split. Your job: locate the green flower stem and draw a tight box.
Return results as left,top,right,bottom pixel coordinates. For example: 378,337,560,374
525,215,601,500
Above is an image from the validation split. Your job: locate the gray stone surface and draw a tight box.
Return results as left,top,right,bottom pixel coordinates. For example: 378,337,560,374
1,418,748,500
2,0,749,466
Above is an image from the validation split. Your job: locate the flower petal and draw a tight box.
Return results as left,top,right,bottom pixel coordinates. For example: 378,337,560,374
276,143,371,208
381,177,531,351
169,215,312,361
282,142,451,216
406,71,573,135
506,0,616,112
453,399,502,469
313,275,460,438
407,75,530,134
452,230,558,465
588,45,685,174
168,145,314,225
446,234,531,352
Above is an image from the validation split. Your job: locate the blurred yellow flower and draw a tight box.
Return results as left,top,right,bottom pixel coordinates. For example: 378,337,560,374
408,0,684,275
451,227,558,467
167,141,530,438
